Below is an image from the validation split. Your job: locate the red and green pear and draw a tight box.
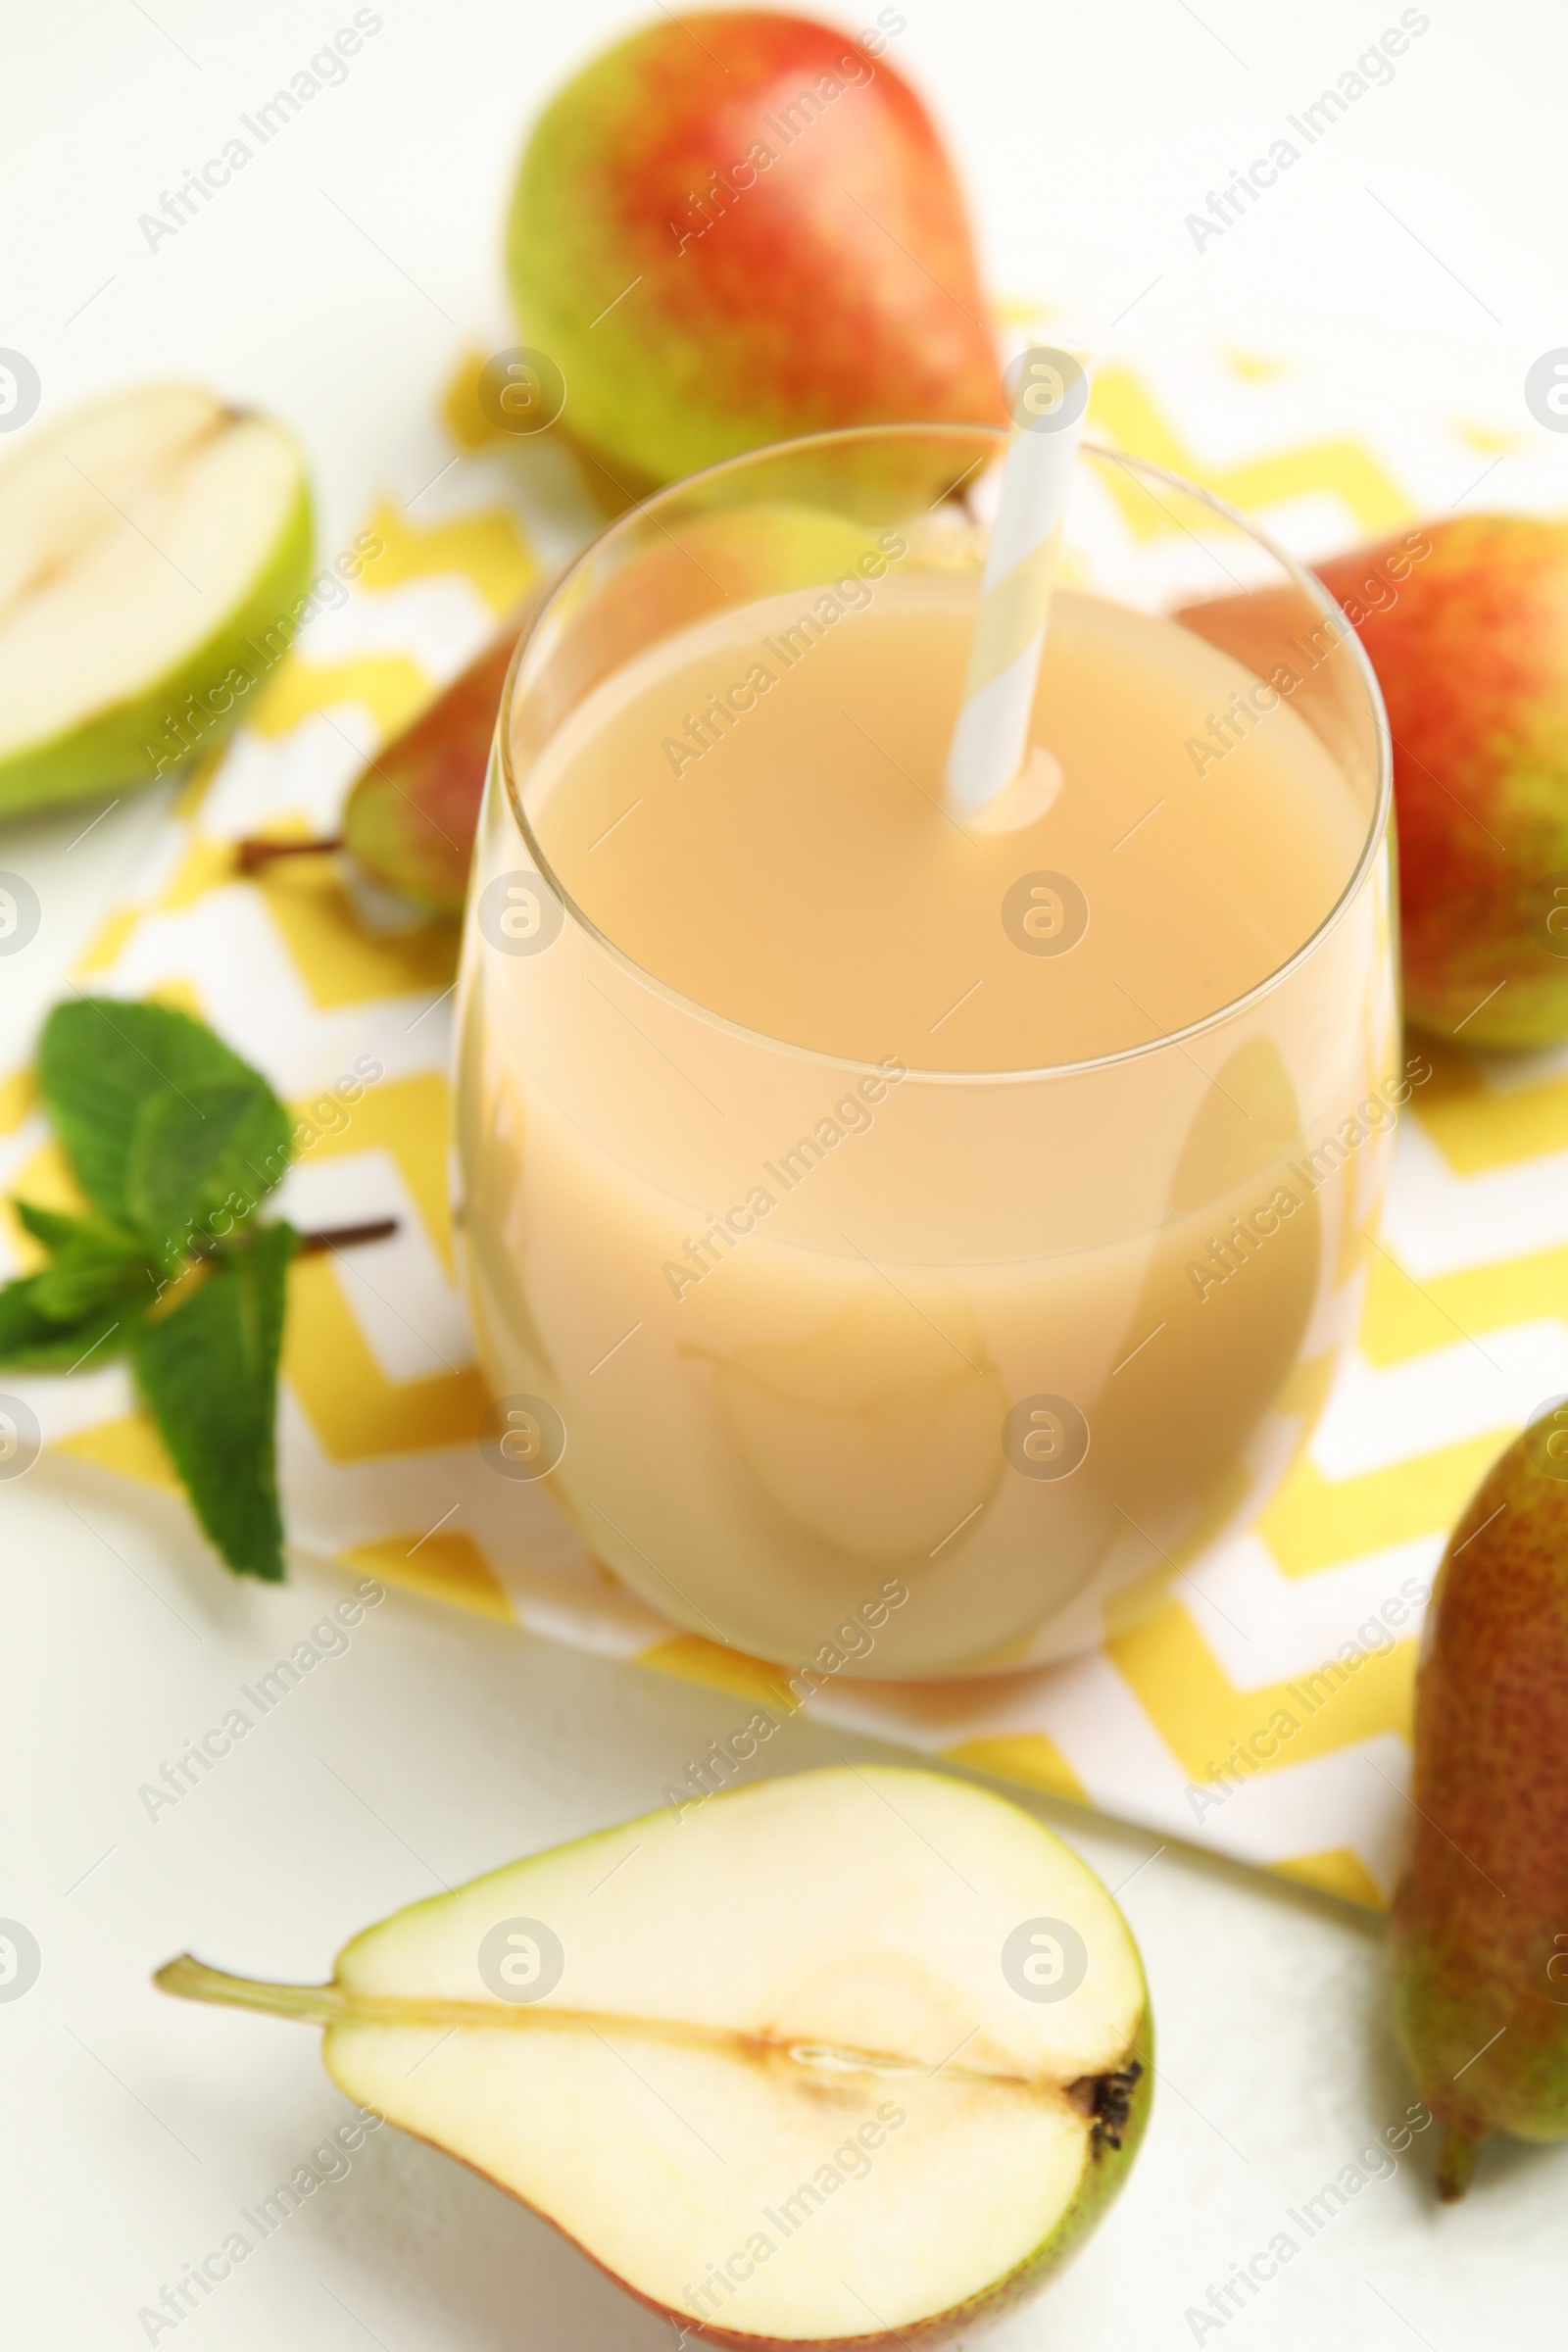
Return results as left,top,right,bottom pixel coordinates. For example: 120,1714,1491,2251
1316,515,1568,1048
338,588,544,914
507,10,1005,488
310,12,1009,914
1389,1405,1568,2197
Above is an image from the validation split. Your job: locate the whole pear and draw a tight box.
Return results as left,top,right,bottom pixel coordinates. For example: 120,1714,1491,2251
507,11,1004,487
1316,516,1568,1048
1389,1402,1568,2197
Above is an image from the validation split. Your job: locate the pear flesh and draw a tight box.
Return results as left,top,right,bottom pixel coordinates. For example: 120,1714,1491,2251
158,1766,1150,2343
0,382,312,813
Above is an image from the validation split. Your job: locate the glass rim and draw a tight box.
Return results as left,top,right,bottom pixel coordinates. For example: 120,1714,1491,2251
492,421,1394,1089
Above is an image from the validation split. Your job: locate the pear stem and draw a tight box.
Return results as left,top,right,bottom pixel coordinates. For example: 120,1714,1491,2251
236,836,344,873
155,1955,353,2026
1436,2125,1481,2201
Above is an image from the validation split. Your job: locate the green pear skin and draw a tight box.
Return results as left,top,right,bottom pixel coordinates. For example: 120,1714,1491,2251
1389,1406,1568,2196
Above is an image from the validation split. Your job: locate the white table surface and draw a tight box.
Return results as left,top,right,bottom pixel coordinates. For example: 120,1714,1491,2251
5,3,1568,2344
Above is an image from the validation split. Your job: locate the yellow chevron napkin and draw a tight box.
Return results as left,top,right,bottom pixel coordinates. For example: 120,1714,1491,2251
3,343,1560,1911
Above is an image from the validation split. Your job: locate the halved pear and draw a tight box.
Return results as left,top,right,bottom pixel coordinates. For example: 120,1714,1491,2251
705,1293,1009,1559
0,382,313,814
157,1766,1150,2346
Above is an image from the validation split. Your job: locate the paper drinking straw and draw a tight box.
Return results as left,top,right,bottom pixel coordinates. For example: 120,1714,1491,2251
944,346,1091,820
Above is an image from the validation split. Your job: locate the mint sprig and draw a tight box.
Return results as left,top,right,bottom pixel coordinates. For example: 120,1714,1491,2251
0,999,299,1580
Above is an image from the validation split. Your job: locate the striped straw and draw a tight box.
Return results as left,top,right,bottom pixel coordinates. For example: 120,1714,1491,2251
944,346,1091,819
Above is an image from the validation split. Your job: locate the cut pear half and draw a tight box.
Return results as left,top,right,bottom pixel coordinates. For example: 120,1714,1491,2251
157,1766,1150,2346
0,381,313,814
707,1294,1009,1560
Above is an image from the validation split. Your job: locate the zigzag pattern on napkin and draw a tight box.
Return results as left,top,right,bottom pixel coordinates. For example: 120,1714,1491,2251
3,354,1558,1916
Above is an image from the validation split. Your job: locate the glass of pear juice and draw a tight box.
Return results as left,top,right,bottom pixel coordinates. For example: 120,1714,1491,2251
454,423,1396,1682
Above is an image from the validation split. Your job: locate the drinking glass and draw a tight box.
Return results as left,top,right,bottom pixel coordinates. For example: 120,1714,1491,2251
454,424,1396,1681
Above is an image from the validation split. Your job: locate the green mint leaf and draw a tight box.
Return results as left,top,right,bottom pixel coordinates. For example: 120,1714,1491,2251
28,1001,302,1581
125,1079,294,1262
0,1280,135,1373
128,1222,298,1581
14,1200,88,1250
21,1217,155,1323
36,1000,293,1239
0,1202,152,1365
